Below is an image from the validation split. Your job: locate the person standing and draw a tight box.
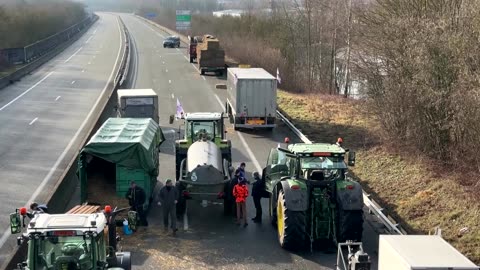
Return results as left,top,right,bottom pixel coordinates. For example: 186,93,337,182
125,181,148,227
233,177,249,227
235,162,246,180
251,172,268,223
158,179,179,236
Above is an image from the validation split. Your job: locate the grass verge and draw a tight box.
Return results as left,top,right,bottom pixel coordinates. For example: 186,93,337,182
277,90,480,264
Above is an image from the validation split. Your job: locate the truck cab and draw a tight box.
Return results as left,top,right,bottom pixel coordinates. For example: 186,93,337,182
116,89,159,124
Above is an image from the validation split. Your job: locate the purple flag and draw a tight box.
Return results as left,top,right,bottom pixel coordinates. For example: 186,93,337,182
176,98,185,119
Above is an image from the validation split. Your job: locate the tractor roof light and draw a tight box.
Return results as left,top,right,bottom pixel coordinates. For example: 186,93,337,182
20,207,27,216
104,205,112,214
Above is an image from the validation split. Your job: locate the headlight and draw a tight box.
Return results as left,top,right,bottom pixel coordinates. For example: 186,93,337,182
191,172,198,182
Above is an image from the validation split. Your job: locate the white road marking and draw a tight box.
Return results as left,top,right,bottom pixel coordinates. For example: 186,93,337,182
93,28,97,34
71,81,76,84
82,69,85,73
166,69,168,73
29,117,38,125
93,56,96,59
162,61,165,64
169,80,171,84
213,94,262,172
191,63,200,72
202,76,206,81
64,47,83,63
0,15,124,250
85,36,93,44
176,48,180,51
171,93,174,99
183,55,189,61
88,62,91,65
55,96,61,101
0,72,53,111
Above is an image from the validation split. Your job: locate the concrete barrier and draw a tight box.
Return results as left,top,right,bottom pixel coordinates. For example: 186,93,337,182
0,15,99,90
2,15,131,269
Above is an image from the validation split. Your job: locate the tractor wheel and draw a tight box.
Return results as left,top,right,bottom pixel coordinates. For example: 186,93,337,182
276,189,307,250
270,196,277,227
176,184,187,218
337,208,363,243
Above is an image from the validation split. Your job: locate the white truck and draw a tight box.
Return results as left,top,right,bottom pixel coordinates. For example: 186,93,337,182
116,89,159,124
336,235,479,270
225,68,277,130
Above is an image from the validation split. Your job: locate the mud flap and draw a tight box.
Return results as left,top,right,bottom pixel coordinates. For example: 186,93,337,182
336,181,364,211
280,181,308,211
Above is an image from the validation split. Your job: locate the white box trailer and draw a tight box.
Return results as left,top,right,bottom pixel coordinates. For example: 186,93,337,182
117,89,159,124
378,235,479,270
226,68,277,130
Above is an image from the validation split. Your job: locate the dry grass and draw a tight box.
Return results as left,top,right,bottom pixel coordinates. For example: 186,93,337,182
277,90,480,264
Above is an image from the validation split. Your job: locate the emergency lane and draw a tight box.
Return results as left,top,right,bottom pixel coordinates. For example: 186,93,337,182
0,13,123,265
120,13,384,270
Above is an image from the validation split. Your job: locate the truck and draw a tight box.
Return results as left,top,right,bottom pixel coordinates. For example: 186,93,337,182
263,139,363,250
187,35,200,63
9,204,132,270
116,89,159,124
78,117,165,211
336,236,480,270
168,112,234,216
226,67,277,130
195,35,226,76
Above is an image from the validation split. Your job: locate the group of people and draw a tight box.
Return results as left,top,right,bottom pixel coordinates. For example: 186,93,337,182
124,162,269,236
230,162,269,227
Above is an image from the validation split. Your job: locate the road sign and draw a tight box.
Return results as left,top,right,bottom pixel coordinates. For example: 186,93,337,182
146,12,157,19
176,10,191,31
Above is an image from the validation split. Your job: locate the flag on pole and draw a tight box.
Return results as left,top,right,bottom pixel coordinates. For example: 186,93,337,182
175,98,185,119
276,68,281,84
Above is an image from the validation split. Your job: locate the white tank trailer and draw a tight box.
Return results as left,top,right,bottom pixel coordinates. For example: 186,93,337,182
178,140,231,201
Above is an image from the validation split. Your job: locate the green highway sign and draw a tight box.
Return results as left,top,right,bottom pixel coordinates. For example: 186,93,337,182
176,10,191,30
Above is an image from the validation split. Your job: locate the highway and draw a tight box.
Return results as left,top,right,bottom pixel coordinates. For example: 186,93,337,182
0,13,123,265
120,13,381,269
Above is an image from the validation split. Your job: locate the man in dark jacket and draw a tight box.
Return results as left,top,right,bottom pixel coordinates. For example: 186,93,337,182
158,179,179,236
125,181,148,226
251,172,269,223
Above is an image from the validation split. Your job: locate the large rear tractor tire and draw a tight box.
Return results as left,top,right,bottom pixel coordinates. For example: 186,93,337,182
276,189,307,250
337,208,363,243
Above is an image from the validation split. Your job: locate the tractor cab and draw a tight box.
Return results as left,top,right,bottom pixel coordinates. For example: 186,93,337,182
9,205,131,270
170,112,227,144
264,143,356,190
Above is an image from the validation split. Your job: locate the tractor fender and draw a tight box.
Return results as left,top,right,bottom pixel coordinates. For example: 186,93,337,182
279,180,309,212
336,181,364,211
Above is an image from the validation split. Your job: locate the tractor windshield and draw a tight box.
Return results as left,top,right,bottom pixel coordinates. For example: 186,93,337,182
28,234,97,270
189,120,220,141
300,156,347,170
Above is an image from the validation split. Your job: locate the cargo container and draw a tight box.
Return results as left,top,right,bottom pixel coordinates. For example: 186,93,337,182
78,118,165,210
378,235,479,270
226,67,277,130
117,89,159,124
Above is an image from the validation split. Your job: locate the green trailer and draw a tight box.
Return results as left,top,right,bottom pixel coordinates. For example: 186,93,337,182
78,118,165,209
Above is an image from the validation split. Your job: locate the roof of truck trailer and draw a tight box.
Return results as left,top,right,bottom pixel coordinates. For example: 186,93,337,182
118,89,157,97
228,68,276,80
380,235,478,268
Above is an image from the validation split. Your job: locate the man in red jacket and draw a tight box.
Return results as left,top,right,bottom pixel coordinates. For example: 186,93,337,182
233,177,249,227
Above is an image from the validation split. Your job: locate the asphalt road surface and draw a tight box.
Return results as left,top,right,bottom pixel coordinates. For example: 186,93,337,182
119,13,382,270
0,13,123,266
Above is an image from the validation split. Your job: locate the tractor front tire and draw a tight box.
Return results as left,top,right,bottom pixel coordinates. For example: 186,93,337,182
276,189,307,250
337,208,363,243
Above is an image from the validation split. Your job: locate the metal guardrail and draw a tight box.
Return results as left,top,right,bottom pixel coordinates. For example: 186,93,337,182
276,109,406,236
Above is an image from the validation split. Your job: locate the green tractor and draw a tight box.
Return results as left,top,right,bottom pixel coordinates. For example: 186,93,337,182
263,139,363,251
169,112,233,216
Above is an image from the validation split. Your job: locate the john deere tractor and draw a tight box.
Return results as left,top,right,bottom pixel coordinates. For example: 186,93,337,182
169,112,233,216
263,141,363,251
